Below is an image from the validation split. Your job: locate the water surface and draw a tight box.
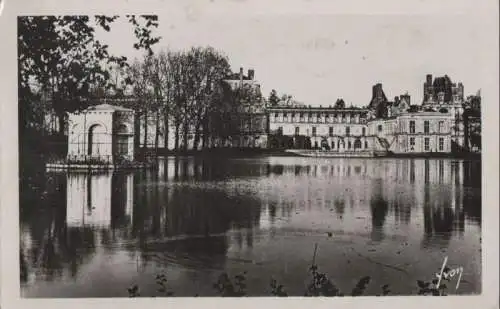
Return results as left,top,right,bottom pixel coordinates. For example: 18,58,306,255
20,156,482,297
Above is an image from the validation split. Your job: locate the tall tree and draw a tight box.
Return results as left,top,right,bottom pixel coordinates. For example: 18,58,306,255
209,74,262,147
190,47,231,150
125,57,155,152
18,15,161,155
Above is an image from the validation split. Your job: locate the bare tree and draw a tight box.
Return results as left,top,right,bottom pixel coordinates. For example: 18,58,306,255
125,57,154,153
145,55,166,153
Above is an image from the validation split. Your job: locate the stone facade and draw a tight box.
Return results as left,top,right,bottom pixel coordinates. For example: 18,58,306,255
267,106,372,151
368,111,454,153
67,104,135,163
268,106,455,154
421,74,467,150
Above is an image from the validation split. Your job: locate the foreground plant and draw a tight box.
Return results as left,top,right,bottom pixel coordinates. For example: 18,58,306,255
126,264,455,297
156,273,174,296
416,278,449,296
213,272,248,296
270,278,288,296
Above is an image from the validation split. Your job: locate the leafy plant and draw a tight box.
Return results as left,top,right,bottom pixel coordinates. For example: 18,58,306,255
305,265,342,296
126,266,449,297
155,273,174,296
351,276,371,296
270,278,288,296
127,284,140,297
213,272,247,297
416,278,448,296
379,284,391,296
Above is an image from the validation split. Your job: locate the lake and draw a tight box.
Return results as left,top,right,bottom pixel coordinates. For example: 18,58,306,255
20,156,482,297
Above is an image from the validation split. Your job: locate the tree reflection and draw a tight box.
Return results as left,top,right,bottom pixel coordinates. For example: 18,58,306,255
333,199,345,219
370,180,388,242
462,161,482,226
421,185,455,249
19,156,482,294
370,196,389,242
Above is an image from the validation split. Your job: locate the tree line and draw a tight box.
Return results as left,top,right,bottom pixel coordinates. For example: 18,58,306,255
124,48,263,153
18,15,160,157
18,15,265,159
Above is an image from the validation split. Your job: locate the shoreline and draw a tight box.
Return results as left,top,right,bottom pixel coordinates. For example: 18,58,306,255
149,148,482,160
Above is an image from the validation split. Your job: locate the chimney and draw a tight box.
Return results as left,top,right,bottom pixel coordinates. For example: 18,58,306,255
239,67,244,82
426,74,432,84
248,69,255,80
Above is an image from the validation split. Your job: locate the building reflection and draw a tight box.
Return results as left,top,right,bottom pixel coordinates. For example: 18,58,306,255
65,171,135,250
261,158,478,247
20,157,481,288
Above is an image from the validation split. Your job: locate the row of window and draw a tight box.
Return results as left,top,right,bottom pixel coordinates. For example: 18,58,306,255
408,120,446,134
312,139,369,150
276,121,447,138
409,137,445,151
278,126,367,136
273,117,366,124
274,112,364,118
375,120,447,134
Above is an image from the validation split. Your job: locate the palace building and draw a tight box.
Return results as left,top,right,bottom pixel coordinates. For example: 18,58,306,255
368,111,455,153
266,75,472,155
267,105,372,152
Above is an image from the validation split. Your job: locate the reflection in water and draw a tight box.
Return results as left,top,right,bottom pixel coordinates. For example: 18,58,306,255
370,180,389,242
20,157,481,296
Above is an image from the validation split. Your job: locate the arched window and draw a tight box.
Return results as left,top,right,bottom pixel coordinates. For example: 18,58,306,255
354,139,362,149
88,124,106,156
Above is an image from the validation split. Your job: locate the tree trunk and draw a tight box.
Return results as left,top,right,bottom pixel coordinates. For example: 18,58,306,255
57,112,67,156
202,116,209,149
163,108,169,153
154,110,160,154
58,113,66,136
174,123,180,151
134,113,141,159
193,121,202,151
143,110,148,150
182,120,189,152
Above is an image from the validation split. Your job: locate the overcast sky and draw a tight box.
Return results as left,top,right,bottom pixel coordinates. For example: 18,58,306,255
94,0,491,107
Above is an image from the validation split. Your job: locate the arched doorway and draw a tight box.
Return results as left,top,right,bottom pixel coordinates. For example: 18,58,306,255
354,138,362,150
321,138,329,150
338,138,345,150
88,124,106,156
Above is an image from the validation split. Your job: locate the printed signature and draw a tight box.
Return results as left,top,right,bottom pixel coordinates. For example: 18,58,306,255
435,256,463,290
